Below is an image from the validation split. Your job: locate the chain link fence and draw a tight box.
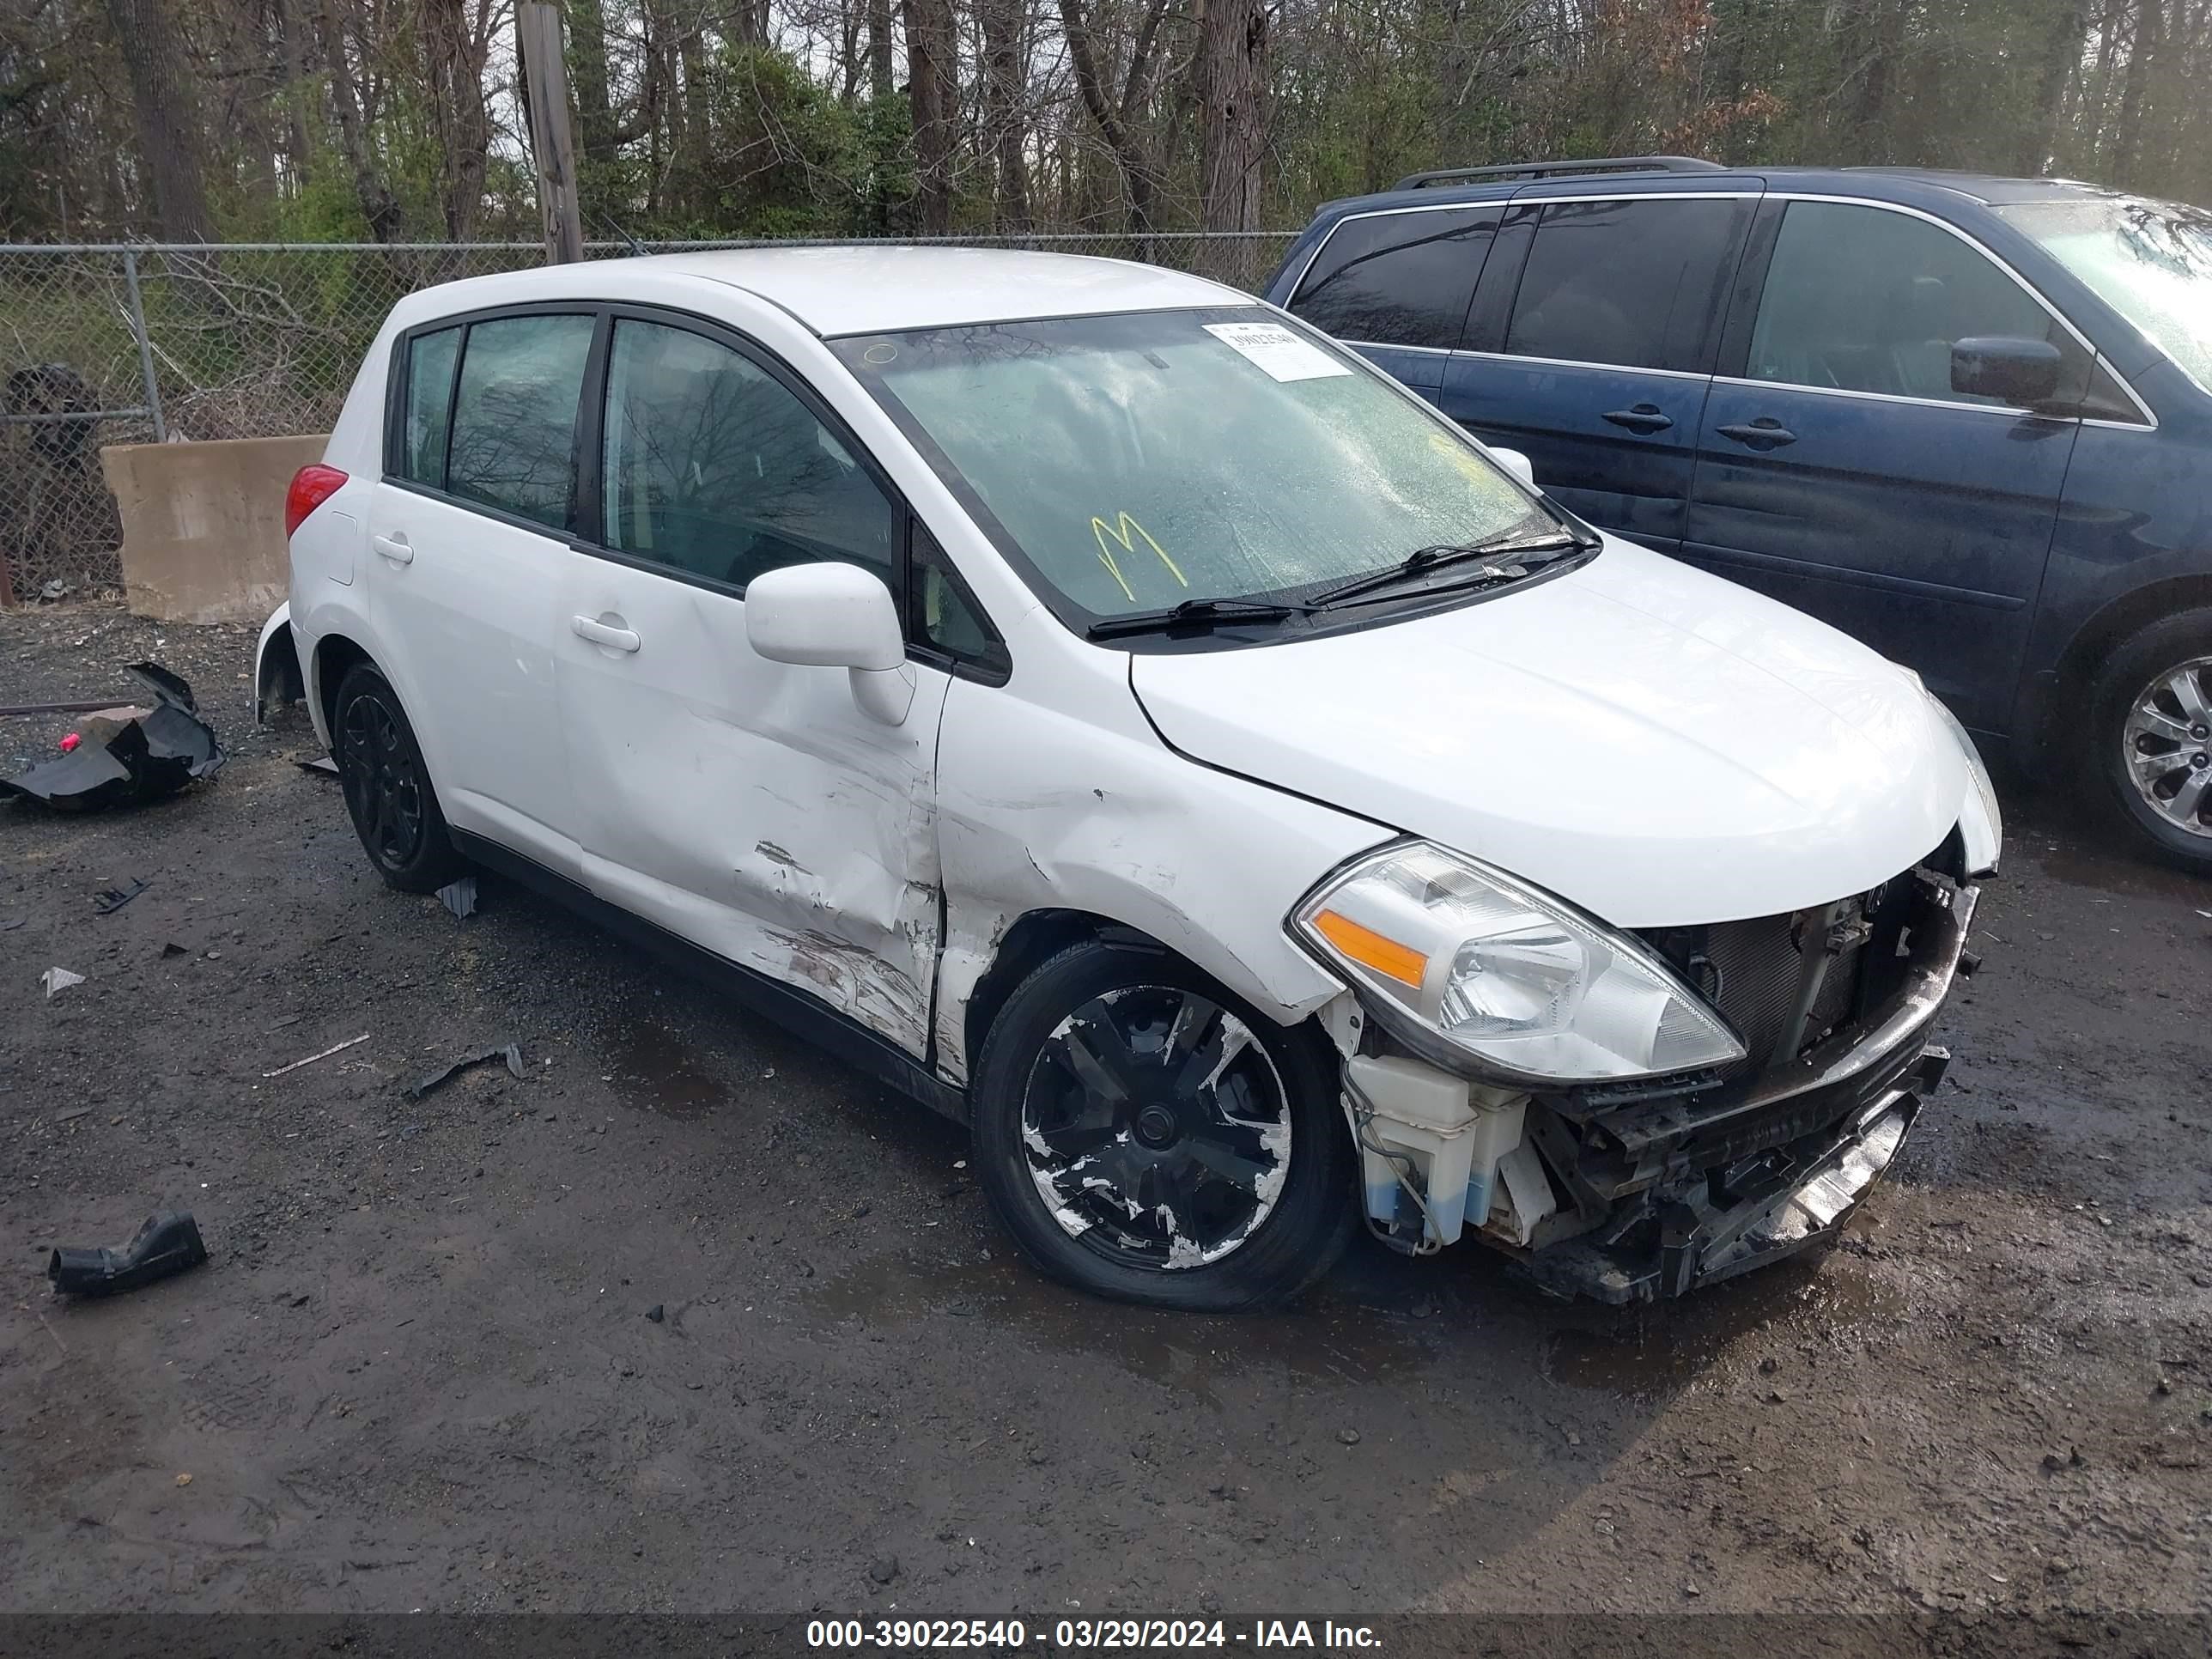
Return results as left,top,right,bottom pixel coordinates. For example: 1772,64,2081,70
0,232,1298,604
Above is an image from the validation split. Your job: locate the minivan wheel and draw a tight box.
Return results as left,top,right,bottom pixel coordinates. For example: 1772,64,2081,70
969,940,1355,1311
331,663,465,893
2087,609,2212,873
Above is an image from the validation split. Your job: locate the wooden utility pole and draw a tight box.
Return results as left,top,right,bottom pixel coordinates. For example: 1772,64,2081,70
517,1,584,264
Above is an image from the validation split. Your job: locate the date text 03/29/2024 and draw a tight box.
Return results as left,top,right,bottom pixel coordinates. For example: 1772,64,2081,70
805,1620,1382,1650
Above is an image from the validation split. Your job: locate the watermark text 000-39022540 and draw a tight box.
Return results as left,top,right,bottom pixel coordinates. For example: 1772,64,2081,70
806,1619,1381,1650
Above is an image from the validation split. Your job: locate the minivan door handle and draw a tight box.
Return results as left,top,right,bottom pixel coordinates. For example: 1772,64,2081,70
1717,418,1798,450
1601,404,1674,434
571,614,641,653
370,532,414,565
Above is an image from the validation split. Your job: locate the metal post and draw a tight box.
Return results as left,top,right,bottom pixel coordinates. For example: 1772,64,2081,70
121,247,167,443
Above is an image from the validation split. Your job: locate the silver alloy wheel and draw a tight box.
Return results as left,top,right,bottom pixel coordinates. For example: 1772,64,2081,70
2122,655,2212,838
1019,986,1292,1270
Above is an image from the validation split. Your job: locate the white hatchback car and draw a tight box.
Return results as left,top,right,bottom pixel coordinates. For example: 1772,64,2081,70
258,247,1998,1310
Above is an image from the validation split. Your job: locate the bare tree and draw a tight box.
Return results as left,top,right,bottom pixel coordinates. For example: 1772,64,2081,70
980,0,1032,228
904,0,958,230
1059,0,1176,234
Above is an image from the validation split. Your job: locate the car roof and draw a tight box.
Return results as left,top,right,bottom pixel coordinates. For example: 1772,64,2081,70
1307,161,2123,223
399,246,1258,337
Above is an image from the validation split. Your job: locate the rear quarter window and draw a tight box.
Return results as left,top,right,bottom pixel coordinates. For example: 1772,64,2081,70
1288,207,1499,350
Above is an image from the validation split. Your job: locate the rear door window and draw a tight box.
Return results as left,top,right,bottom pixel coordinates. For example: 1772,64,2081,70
1746,200,2082,404
1504,198,1744,373
445,313,596,531
1288,207,1498,350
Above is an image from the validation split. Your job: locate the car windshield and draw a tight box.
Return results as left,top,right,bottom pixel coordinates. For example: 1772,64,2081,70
1997,197,2212,390
831,307,1559,629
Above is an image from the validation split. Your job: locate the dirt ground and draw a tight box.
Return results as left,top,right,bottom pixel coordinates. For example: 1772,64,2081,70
3,603,2209,1641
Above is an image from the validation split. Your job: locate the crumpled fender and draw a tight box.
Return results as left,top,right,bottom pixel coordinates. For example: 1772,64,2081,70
928,641,1389,1085
254,602,303,725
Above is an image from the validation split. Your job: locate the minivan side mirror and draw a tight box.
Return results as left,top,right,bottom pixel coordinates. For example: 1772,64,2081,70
1950,336,2063,409
1488,447,1537,489
744,562,915,726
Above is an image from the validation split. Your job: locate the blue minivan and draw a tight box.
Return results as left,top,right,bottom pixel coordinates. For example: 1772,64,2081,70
1264,157,2212,872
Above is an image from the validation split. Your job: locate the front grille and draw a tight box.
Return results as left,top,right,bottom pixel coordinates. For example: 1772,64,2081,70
1637,875,1913,1079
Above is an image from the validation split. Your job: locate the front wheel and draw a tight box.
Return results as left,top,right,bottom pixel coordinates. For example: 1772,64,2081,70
2086,608,2212,873
969,940,1355,1311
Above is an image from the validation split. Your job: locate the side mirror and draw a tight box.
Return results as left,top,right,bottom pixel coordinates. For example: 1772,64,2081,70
1488,447,1536,489
744,562,915,726
1950,337,2063,408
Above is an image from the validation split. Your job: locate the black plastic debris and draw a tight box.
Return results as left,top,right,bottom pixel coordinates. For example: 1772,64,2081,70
437,874,478,920
48,1211,208,1298
404,1042,524,1102
0,665,224,813
93,878,148,915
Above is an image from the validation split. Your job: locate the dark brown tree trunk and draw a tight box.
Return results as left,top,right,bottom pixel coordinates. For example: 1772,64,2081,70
2114,0,2164,186
2021,1,2088,173
1196,0,1267,234
868,0,895,100
102,0,215,240
425,0,491,239
903,0,957,233
980,0,1031,230
318,0,401,240
567,0,619,167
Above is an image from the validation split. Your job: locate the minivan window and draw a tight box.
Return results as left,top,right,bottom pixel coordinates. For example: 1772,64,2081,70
398,326,459,487
1997,197,2212,390
1504,198,1742,373
911,523,1009,675
1747,202,2072,404
599,319,896,590
835,307,1555,628
445,313,595,530
1287,207,1498,350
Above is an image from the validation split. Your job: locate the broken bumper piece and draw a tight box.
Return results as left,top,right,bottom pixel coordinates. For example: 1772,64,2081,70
0,664,224,812
1504,878,1974,1304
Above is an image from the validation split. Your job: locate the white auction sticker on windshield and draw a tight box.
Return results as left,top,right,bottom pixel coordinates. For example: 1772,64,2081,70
1202,321,1352,382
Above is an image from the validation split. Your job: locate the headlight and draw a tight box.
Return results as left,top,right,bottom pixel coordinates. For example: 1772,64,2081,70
1290,841,1746,1084
1922,685,2002,876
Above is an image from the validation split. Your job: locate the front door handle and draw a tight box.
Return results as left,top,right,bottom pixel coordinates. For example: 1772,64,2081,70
1601,403,1674,434
371,532,414,565
572,614,641,653
1717,418,1797,450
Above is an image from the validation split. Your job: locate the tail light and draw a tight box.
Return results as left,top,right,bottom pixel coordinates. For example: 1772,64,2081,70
284,465,349,538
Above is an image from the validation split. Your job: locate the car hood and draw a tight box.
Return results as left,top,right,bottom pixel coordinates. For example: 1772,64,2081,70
1128,538,1966,928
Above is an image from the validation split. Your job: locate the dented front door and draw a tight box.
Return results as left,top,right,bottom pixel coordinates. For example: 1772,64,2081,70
552,311,945,1056
554,555,948,1056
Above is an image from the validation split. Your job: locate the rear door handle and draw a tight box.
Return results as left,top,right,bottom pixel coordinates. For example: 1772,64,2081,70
1601,404,1674,434
571,615,641,653
371,532,414,565
1717,418,1797,450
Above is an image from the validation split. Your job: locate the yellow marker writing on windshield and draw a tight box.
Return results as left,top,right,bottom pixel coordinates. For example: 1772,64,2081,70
1092,512,1187,603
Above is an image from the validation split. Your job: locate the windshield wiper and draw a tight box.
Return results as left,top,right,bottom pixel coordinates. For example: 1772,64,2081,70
1309,530,1592,610
1085,597,1313,640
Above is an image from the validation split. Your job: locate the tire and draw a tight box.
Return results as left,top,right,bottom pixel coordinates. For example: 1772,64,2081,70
2084,607,2212,874
970,939,1356,1311
331,663,465,894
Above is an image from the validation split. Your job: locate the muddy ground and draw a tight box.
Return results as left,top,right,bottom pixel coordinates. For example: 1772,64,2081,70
3,604,2209,1640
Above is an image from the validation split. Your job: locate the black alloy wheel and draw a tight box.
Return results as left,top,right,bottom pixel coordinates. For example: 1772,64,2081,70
971,940,1355,1310
331,663,464,893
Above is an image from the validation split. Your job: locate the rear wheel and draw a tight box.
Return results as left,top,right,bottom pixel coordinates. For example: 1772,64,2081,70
332,663,465,893
2087,609,2212,874
970,939,1354,1311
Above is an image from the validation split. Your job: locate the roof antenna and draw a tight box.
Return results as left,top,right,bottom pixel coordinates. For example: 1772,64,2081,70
600,213,648,257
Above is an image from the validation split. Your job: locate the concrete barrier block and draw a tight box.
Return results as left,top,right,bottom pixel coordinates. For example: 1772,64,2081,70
100,434,330,625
